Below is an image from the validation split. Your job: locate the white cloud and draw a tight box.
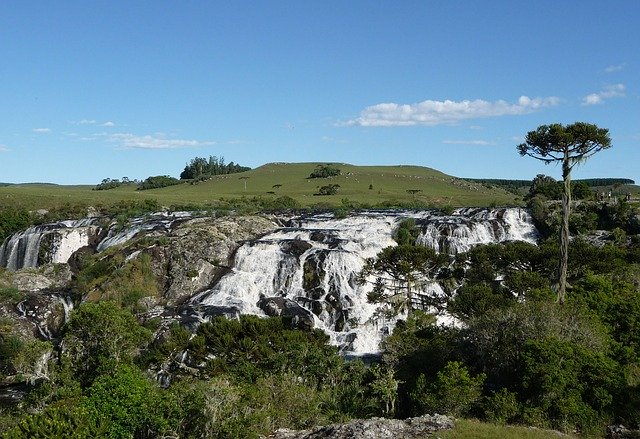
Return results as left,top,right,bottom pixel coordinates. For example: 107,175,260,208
341,95,560,127
0,144,9,152
582,83,625,106
442,139,494,146
33,128,51,133
604,63,625,73
108,133,215,149
75,119,114,127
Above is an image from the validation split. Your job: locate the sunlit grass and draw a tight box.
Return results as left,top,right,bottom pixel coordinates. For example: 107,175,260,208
437,419,579,439
0,162,520,211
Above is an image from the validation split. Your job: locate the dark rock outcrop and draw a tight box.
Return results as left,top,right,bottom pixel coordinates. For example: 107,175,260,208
258,296,315,331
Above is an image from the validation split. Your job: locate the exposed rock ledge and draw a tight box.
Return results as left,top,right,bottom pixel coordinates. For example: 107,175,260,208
264,414,455,439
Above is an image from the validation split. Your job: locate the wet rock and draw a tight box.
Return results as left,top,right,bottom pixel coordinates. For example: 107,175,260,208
161,216,277,304
258,296,315,330
15,292,73,340
280,240,312,258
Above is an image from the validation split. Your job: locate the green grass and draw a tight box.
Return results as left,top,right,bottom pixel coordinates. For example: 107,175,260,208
437,419,578,439
0,163,520,211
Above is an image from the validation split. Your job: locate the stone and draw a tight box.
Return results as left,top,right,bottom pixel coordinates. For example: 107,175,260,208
264,414,455,439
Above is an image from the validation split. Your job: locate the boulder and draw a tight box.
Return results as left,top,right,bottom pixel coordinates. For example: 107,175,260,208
258,296,315,331
265,414,455,439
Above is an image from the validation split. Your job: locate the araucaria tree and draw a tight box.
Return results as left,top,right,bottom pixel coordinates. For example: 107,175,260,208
517,122,611,304
358,244,447,317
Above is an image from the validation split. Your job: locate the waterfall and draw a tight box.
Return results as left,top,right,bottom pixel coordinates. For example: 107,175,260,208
0,213,193,270
0,219,99,270
193,208,538,354
415,208,537,254
97,211,192,251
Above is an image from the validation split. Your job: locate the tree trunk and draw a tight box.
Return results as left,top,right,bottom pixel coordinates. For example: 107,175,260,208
558,152,571,304
406,277,413,317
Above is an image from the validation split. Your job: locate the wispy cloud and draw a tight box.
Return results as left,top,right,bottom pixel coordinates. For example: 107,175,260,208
442,139,494,146
0,144,9,152
74,119,115,127
341,96,560,127
108,133,215,149
33,128,51,133
604,63,625,73
582,83,625,106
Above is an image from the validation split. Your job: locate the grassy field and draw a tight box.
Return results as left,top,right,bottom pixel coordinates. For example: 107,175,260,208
0,163,520,211
438,419,578,439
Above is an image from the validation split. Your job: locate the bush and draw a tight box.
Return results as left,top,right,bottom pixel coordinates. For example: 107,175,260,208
316,184,340,195
483,388,520,424
137,175,181,190
410,361,485,417
308,164,341,179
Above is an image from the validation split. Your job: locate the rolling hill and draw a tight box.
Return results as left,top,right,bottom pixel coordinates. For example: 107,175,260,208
0,162,523,211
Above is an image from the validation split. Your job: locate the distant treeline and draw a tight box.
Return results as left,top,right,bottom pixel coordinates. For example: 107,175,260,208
93,177,139,191
180,156,250,180
467,177,635,188
94,155,250,191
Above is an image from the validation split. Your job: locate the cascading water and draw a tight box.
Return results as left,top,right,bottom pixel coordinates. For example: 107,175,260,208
0,212,194,270
0,219,99,270
193,208,538,354
96,211,192,252
1,208,538,354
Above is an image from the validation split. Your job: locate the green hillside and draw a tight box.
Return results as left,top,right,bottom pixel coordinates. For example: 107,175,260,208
0,163,519,211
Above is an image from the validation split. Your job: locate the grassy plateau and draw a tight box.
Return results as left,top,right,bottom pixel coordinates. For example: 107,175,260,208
0,163,520,211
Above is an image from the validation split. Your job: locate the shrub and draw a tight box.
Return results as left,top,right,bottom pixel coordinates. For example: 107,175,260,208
308,164,340,179
410,361,485,417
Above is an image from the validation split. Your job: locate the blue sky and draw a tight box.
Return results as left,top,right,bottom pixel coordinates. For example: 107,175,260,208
1,1,638,185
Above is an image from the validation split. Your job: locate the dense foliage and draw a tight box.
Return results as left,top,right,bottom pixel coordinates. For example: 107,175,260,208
307,164,341,179
93,177,138,191
179,156,251,180
316,184,340,195
0,206,31,243
137,175,182,190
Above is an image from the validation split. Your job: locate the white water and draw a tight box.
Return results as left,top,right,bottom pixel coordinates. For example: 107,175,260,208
0,219,98,270
195,208,538,354
0,213,193,269
1,208,538,354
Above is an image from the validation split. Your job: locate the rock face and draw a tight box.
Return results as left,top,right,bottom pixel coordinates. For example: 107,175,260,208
161,216,277,304
265,414,455,439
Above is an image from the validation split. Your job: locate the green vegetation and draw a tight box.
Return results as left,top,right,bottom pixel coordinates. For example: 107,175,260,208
438,418,578,439
316,184,340,195
180,155,251,180
1,158,640,437
137,175,182,190
0,206,31,242
308,164,341,179
0,163,520,213
518,122,612,304
93,177,138,191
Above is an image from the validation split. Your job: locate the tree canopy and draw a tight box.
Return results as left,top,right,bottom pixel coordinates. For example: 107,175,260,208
517,122,611,303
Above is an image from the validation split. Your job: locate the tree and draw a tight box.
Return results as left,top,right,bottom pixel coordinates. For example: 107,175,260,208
517,122,611,304
61,301,152,386
358,245,448,317
239,176,249,191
